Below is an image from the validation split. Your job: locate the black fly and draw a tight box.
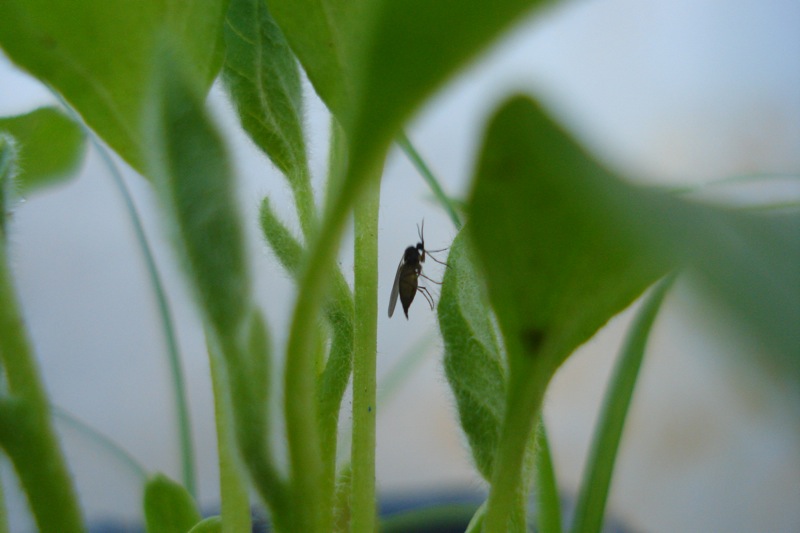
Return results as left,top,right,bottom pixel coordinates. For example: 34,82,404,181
388,220,447,319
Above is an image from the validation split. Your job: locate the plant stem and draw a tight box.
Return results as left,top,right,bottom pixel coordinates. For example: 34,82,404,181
570,276,675,533
0,247,85,533
483,357,549,533
534,419,562,533
350,175,381,533
208,341,252,533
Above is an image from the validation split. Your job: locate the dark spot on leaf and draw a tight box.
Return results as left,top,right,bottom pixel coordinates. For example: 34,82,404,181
520,327,545,355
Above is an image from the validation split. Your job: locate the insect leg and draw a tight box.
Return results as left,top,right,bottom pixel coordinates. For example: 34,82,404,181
417,286,435,310
420,272,443,285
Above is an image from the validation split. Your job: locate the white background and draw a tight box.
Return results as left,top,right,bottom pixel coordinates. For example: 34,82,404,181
1,0,799,531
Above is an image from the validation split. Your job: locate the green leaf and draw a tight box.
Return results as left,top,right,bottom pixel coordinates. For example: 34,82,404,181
188,516,222,533
340,0,551,207
470,96,681,366
266,0,358,119
438,230,506,481
144,50,250,339
223,0,310,189
0,0,227,173
470,95,799,531
0,107,85,193
143,474,202,533
470,95,799,372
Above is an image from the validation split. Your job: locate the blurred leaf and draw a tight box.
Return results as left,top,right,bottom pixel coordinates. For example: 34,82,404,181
266,0,358,118
0,107,85,193
470,96,682,367
341,0,550,207
144,50,250,339
438,230,506,481
188,516,222,533
0,0,227,173
144,474,202,533
471,95,799,371
223,0,309,182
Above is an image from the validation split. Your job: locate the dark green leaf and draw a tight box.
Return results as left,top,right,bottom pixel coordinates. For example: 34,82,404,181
223,0,309,182
143,474,202,533
0,0,227,172
438,230,506,481
0,107,85,193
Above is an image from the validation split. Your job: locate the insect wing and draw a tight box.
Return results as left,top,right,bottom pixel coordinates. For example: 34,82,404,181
388,255,405,317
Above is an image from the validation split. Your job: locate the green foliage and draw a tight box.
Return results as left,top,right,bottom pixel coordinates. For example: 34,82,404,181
0,107,85,193
438,231,505,481
0,0,227,172
143,474,202,533
223,0,316,237
144,50,250,340
0,1,796,533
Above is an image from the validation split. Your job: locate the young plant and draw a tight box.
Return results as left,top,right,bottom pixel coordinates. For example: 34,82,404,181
0,1,797,533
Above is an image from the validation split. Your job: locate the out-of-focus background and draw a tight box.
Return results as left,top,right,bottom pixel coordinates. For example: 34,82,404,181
1,0,799,531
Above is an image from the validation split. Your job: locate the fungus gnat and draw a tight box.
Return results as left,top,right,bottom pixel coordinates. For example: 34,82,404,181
388,220,447,319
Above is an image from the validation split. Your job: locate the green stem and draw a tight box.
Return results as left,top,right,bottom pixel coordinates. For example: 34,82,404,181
464,501,487,533
0,458,9,533
534,420,562,533
397,132,462,230
350,175,381,532
0,247,85,532
283,187,351,533
570,276,675,533
483,358,550,533
208,341,252,533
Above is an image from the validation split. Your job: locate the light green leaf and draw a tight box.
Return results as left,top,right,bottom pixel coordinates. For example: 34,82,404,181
0,107,85,193
223,0,309,184
143,474,202,533
144,50,250,339
438,230,506,481
0,0,227,173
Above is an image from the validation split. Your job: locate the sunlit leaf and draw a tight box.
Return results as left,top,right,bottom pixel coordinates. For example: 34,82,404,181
0,107,85,193
143,474,202,533
0,0,227,173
